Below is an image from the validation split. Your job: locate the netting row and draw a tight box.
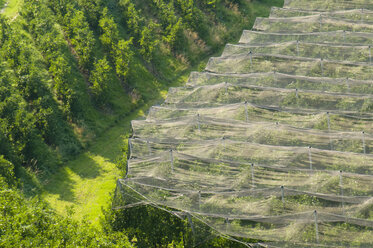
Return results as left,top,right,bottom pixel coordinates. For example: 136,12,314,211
205,53,373,80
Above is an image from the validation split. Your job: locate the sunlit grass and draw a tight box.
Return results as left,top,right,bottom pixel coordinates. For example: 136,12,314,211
42,105,148,227
2,0,22,18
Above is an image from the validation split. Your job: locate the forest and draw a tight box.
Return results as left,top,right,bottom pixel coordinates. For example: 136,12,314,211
0,0,282,246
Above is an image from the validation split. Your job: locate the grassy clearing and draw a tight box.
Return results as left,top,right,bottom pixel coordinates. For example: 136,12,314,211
42,102,153,227
41,77,183,227
2,0,22,18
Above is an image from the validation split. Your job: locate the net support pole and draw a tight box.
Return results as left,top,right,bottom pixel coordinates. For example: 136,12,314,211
295,88,298,98
197,114,200,132
147,140,152,156
244,101,248,123
362,131,366,154
186,212,196,236
249,51,253,66
251,163,255,188
198,191,201,211
125,160,129,178
319,14,322,30
320,58,324,76
340,170,345,215
296,40,299,57
225,218,230,233
346,77,350,92
343,30,346,42
128,139,133,159
170,149,174,172
281,185,285,204
314,210,319,243
222,136,226,152
308,146,313,170
326,112,333,150
361,8,364,23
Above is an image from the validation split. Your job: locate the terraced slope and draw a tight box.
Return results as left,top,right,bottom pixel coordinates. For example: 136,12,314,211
114,1,373,247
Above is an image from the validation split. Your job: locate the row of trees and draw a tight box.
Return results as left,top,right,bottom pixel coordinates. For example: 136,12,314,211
0,155,134,247
0,15,81,175
1,0,279,246
1,0,261,177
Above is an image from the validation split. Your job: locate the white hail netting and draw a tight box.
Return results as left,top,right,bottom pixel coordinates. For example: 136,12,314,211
114,0,373,247
239,30,373,45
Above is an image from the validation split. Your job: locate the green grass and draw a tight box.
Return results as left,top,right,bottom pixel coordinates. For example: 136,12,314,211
42,102,155,228
41,69,188,227
1,0,22,18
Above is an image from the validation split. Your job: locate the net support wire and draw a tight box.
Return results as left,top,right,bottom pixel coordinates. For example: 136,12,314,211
189,71,373,95
125,179,372,205
120,180,255,247
115,182,373,229
121,1,373,245
130,146,373,184
153,97,373,121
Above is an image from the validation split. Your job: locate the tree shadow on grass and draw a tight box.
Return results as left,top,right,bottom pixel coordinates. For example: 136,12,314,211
43,152,103,202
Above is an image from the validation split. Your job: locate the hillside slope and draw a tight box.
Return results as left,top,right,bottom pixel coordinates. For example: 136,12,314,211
0,0,283,246
116,0,373,247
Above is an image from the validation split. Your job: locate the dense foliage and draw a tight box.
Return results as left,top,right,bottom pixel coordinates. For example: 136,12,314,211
0,0,282,246
0,156,133,247
0,0,281,179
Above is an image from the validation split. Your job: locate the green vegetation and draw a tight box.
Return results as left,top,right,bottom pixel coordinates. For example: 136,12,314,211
1,0,21,18
120,0,373,246
0,0,283,246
